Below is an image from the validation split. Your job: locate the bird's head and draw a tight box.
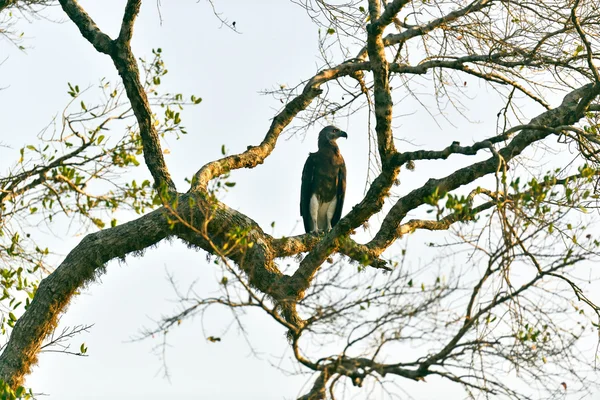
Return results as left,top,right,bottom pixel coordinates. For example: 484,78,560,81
318,125,348,147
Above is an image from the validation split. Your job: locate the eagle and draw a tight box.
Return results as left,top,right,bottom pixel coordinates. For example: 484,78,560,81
300,125,347,234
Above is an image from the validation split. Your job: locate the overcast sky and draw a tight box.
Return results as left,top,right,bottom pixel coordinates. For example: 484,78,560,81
1,1,593,399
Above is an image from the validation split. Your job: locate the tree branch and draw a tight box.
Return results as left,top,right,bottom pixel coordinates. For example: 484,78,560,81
118,0,141,44
296,370,331,400
58,0,176,192
371,0,411,33
366,0,397,164
367,83,600,254
271,234,390,271
383,0,493,48
57,0,113,54
190,61,366,191
0,208,171,387
571,0,600,85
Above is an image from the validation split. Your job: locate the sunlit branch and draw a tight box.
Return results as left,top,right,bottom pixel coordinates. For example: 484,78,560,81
190,61,367,191
58,0,176,191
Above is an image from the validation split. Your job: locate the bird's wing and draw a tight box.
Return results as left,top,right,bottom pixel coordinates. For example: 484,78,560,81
300,153,316,233
331,161,346,227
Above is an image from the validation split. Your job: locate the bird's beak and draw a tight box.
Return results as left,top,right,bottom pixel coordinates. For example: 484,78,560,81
339,131,348,139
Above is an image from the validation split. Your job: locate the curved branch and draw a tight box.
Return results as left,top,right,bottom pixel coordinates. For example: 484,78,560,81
190,61,366,191
0,208,171,387
383,0,494,48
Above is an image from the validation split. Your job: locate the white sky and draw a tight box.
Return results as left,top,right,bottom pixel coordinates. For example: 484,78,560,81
1,1,596,399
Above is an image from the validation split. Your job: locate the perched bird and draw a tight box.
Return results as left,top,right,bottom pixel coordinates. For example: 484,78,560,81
300,125,347,234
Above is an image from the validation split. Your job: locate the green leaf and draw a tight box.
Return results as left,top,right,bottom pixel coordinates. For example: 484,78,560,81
92,218,105,229
327,28,335,35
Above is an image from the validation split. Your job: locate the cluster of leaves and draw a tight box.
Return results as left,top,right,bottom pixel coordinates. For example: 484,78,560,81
0,380,31,400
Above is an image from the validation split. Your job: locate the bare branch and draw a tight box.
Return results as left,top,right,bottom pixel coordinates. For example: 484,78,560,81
57,0,113,54
118,0,141,44
571,0,600,85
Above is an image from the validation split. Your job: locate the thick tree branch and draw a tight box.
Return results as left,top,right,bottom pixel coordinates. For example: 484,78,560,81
111,47,176,191
0,208,171,387
296,370,331,400
368,83,600,253
370,0,411,33
0,189,298,386
271,234,390,271
57,0,113,54
118,0,140,44
366,0,397,164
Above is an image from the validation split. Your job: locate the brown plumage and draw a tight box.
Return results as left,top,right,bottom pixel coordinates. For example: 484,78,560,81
300,126,347,234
